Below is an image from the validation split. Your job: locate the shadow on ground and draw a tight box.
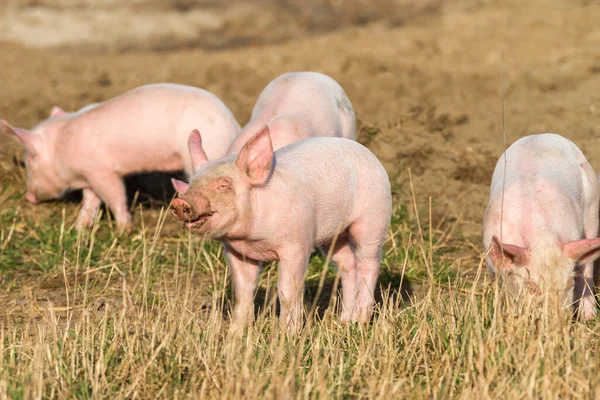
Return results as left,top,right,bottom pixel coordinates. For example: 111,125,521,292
47,171,185,215
244,268,414,323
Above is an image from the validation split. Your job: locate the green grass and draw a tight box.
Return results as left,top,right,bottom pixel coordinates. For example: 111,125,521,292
1,180,600,399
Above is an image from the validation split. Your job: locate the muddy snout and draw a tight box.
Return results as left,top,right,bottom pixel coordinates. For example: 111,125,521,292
170,198,196,221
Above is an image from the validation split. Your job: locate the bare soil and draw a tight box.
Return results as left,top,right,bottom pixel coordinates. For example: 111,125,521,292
2,0,600,256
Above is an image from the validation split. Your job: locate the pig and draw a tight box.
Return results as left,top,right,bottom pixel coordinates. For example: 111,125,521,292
170,126,391,330
1,84,241,232
483,133,600,320
227,71,356,154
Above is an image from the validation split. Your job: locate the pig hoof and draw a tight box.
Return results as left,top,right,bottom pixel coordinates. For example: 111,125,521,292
348,308,374,324
279,315,304,334
228,321,247,337
75,219,92,231
75,214,95,231
115,220,132,236
117,227,131,236
578,302,597,321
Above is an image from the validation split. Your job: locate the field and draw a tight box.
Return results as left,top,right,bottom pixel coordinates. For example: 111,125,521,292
2,0,600,398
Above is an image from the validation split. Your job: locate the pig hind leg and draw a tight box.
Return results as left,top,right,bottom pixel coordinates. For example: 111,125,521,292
325,238,358,322
76,188,102,230
88,173,131,232
575,206,599,320
347,218,386,322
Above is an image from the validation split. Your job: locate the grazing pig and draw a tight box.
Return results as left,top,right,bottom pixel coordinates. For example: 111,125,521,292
227,71,355,154
171,127,391,330
483,133,600,320
1,84,241,232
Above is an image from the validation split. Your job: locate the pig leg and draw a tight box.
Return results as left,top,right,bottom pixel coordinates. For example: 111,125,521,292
575,260,595,320
350,220,385,323
75,188,102,230
277,246,311,332
87,173,131,232
576,208,599,320
353,250,380,323
226,247,262,328
326,239,359,322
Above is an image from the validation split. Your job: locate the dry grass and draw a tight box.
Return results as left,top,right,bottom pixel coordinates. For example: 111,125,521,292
2,0,600,397
1,177,600,399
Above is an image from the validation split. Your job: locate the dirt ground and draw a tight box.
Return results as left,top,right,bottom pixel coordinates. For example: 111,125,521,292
2,0,600,248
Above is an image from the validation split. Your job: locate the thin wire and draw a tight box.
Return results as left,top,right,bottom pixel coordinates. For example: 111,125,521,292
500,50,507,248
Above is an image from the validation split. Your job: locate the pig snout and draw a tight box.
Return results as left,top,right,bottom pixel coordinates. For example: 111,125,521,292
170,198,196,221
25,192,38,204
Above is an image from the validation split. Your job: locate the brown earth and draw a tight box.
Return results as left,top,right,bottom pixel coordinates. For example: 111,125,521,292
1,0,600,253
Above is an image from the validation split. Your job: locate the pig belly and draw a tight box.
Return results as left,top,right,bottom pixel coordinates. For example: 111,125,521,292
225,239,280,262
114,149,185,175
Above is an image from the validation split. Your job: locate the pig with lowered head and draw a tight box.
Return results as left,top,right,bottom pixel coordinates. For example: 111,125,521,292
1,84,241,232
483,133,600,320
170,126,391,330
227,71,355,154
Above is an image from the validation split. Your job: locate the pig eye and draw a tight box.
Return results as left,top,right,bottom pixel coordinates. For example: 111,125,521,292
215,178,232,192
217,183,231,192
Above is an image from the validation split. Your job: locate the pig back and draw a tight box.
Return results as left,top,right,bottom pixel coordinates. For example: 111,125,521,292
72,84,240,175
488,134,590,204
272,137,390,244
249,72,356,140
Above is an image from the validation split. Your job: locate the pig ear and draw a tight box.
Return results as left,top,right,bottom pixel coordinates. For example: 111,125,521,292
1,120,38,149
188,129,209,172
562,238,600,264
235,125,274,186
489,235,529,269
50,106,66,118
171,178,190,195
